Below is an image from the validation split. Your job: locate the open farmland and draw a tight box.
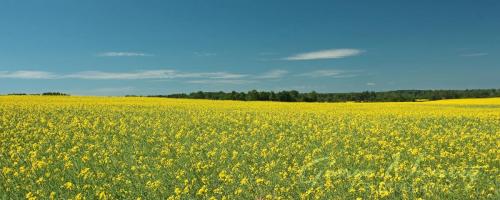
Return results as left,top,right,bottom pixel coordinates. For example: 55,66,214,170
0,96,499,199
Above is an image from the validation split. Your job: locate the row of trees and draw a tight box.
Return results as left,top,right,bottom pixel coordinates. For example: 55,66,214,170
7,92,69,96
146,89,500,102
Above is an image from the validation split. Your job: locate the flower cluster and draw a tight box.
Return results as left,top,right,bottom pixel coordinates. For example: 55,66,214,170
0,96,498,199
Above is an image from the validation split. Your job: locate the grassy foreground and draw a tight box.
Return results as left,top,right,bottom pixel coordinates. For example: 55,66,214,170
1,96,499,199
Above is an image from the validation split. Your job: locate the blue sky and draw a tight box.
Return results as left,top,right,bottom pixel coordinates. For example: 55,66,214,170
0,0,499,95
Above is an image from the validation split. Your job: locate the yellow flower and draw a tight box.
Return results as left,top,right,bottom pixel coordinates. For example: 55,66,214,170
240,177,248,185
197,185,208,196
98,191,107,200
2,167,12,175
174,187,182,195
49,192,56,200
25,192,36,200
63,182,74,190
74,193,83,200
234,188,243,195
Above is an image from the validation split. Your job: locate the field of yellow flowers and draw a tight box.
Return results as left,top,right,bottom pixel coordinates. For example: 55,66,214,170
1,96,499,199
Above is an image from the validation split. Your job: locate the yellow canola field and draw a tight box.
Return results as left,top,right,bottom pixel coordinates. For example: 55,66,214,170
1,96,499,199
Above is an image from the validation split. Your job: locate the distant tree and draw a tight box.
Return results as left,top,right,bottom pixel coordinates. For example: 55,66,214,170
303,91,318,102
42,92,69,96
245,90,257,101
191,91,205,99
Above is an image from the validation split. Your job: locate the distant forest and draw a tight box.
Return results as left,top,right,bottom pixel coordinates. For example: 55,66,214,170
139,89,500,102
7,92,69,96
6,89,500,102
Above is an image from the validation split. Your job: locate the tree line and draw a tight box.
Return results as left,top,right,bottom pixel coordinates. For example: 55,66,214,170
7,92,69,96
141,89,500,102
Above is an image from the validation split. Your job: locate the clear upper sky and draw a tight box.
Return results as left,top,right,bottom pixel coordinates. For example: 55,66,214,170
1,0,499,95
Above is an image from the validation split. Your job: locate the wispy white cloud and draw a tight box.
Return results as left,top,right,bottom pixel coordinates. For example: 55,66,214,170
186,69,287,84
461,52,488,57
297,69,360,78
0,70,57,79
70,87,137,96
97,52,153,57
283,49,363,60
66,70,248,80
66,70,177,79
194,52,217,57
92,87,136,93
1,68,361,83
177,72,248,79
186,79,255,84
255,69,288,79
0,70,248,80
366,82,376,86
258,52,278,56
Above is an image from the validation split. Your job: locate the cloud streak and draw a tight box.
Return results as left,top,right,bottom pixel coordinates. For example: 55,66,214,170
0,69,256,82
283,49,363,60
0,68,359,84
297,69,360,78
67,70,248,80
194,52,217,57
461,52,488,57
97,52,153,57
0,71,57,79
186,69,289,84
255,69,288,79
186,79,256,84
66,70,176,80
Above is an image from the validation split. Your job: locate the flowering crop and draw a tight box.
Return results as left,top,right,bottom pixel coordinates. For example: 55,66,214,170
1,96,499,199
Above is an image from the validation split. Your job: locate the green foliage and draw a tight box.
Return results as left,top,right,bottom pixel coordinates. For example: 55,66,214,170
147,89,500,102
42,92,69,96
6,92,69,96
